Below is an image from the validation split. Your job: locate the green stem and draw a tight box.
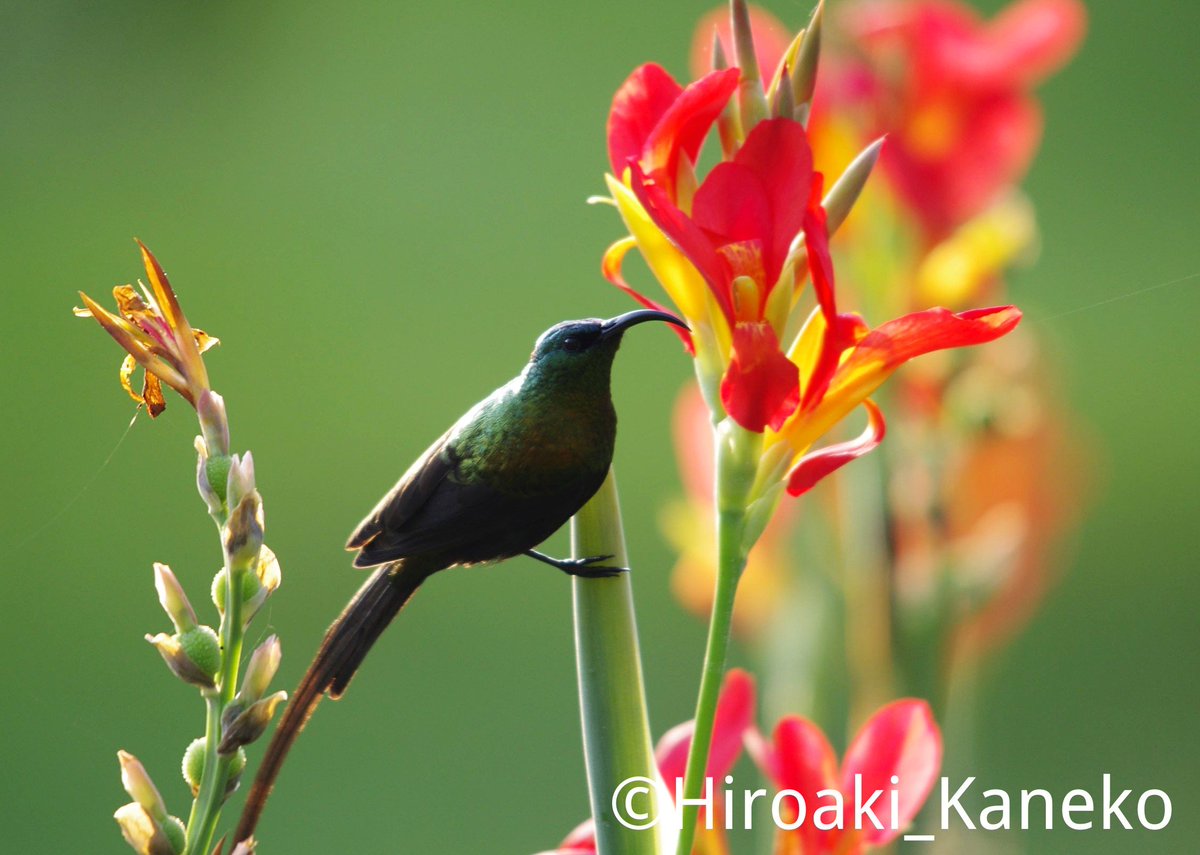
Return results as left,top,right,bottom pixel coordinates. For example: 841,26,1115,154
672,510,744,855
674,420,758,855
571,469,662,855
185,536,247,855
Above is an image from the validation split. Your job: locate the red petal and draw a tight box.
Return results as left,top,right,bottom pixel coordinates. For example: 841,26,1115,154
720,322,800,433
987,0,1087,87
608,65,738,202
657,669,757,794
694,119,814,289
771,716,841,855
786,400,886,497
644,69,740,197
842,306,1022,376
839,700,942,845
608,64,683,177
629,161,733,321
929,0,1087,90
601,238,695,353
885,93,1042,237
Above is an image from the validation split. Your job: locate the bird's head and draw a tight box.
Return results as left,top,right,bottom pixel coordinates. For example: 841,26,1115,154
527,310,688,378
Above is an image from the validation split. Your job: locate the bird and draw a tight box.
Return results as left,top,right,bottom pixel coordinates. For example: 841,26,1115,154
233,308,686,843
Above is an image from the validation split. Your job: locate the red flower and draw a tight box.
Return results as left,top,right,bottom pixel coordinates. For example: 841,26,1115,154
747,699,942,854
628,117,833,432
845,0,1086,238
544,675,942,855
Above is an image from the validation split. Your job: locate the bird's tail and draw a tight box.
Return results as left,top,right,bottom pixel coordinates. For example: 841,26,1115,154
234,560,431,845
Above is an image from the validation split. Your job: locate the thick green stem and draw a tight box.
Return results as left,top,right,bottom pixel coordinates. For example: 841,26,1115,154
571,469,662,855
674,422,757,855
672,511,744,855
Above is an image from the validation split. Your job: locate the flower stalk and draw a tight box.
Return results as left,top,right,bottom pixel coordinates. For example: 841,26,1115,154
673,422,758,855
571,470,664,855
80,245,284,855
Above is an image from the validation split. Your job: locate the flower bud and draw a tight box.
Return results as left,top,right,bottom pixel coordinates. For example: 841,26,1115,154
114,803,184,855
823,137,884,237
238,636,281,705
153,563,196,634
118,750,167,820
230,840,256,855
218,691,287,754
225,452,256,514
146,626,221,689
197,390,230,458
224,492,264,569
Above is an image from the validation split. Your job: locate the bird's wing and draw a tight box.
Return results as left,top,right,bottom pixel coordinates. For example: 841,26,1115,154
345,427,457,554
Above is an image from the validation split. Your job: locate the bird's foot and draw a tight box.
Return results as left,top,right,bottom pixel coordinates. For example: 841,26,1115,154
524,550,628,578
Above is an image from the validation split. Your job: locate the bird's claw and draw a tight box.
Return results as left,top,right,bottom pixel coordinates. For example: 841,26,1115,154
524,551,629,578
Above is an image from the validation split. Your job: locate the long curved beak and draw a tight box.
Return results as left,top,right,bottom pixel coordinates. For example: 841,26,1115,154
599,309,689,340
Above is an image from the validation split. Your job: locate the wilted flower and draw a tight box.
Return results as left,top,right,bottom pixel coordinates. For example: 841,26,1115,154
76,241,218,416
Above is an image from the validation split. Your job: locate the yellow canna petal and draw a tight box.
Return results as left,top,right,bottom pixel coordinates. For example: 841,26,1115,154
606,174,710,323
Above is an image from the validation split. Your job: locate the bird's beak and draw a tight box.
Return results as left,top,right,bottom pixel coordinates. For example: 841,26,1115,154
599,309,689,340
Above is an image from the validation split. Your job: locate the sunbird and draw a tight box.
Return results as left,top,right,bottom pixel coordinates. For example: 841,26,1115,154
234,309,685,841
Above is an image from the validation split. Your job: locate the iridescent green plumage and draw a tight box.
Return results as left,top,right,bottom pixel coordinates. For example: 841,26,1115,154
234,310,685,844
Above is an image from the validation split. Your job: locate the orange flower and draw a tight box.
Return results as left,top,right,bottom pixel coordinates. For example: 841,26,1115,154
76,242,217,416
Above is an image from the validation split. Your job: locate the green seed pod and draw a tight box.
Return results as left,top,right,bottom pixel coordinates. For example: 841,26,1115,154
178,626,221,680
205,455,232,503
162,815,186,854
181,737,205,794
211,568,263,614
182,737,247,798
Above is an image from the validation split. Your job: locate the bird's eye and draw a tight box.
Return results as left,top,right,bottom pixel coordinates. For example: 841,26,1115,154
562,335,585,352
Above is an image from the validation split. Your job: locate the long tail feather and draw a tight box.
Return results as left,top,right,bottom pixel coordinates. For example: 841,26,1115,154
233,560,431,844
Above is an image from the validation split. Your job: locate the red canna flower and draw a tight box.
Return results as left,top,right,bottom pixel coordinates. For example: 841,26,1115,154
543,673,941,855
746,699,942,854
602,9,1021,500
844,0,1086,239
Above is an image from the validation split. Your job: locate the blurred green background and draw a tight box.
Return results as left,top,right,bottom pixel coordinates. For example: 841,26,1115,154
3,0,1196,852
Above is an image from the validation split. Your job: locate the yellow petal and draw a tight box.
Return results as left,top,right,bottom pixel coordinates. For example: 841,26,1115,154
605,174,708,322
